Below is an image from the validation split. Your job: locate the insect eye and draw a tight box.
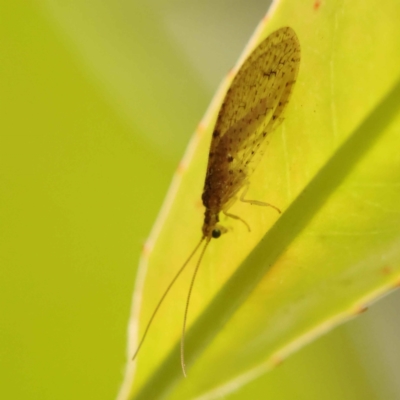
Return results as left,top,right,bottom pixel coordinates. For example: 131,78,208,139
212,229,221,239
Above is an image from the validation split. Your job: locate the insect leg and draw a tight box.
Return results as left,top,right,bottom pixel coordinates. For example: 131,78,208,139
222,194,251,231
239,182,281,213
223,210,251,232
214,224,229,235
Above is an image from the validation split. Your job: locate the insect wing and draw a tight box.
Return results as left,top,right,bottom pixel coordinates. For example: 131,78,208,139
206,27,301,207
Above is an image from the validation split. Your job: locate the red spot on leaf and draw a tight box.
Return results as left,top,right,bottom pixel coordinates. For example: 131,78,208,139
271,355,283,367
177,162,186,175
314,0,321,10
382,266,392,275
142,241,152,257
354,305,368,315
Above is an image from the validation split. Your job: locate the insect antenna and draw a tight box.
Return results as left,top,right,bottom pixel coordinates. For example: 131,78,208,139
131,237,205,361
181,237,211,377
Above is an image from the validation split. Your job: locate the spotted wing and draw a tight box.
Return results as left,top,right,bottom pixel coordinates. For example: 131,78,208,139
204,27,301,208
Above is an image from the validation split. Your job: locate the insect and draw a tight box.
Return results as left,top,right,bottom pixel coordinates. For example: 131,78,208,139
132,26,301,377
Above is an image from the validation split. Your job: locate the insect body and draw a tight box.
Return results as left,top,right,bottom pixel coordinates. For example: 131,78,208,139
202,26,300,239
132,26,301,377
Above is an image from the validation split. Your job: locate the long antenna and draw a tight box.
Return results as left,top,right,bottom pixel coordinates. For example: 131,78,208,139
132,237,205,361
180,237,211,377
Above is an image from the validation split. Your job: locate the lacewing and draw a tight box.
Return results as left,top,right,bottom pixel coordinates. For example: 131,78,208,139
132,26,301,376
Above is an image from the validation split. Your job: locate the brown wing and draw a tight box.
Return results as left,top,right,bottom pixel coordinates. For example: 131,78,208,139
202,27,301,210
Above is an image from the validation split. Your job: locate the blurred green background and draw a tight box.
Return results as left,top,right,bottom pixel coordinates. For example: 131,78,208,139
1,1,400,399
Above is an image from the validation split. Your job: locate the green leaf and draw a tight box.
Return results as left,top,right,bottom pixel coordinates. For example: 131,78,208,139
119,1,400,399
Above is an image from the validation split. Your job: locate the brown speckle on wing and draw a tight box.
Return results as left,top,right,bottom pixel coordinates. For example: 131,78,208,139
202,27,301,221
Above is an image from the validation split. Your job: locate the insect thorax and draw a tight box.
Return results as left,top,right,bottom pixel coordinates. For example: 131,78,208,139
202,208,220,238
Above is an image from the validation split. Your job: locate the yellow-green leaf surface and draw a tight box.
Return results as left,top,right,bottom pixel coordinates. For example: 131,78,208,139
119,1,400,399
